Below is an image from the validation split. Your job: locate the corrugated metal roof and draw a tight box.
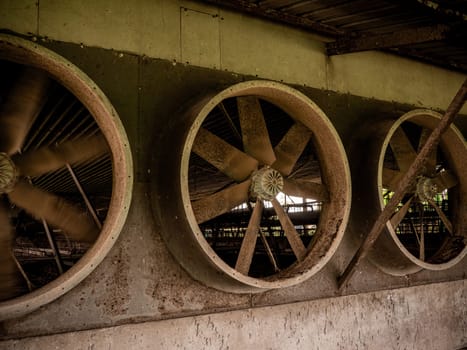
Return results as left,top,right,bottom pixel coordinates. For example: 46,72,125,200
202,0,467,72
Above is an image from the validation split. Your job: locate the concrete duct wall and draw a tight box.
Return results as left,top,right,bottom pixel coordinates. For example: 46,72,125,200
1,0,466,114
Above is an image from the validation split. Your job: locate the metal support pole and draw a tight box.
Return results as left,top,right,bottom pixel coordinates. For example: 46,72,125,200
338,78,467,290
66,163,102,229
11,253,35,292
42,219,64,275
259,228,280,273
26,178,64,275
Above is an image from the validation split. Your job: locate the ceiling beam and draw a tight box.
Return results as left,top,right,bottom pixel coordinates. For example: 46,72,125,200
327,25,450,55
416,0,467,21
389,46,467,73
200,0,344,37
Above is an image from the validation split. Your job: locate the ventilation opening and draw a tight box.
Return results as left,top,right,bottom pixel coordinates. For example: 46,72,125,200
0,34,132,320
154,80,351,293
357,109,466,275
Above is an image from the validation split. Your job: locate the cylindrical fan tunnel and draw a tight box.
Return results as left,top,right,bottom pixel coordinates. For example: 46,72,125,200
353,109,466,275
0,34,132,320
154,80,351,293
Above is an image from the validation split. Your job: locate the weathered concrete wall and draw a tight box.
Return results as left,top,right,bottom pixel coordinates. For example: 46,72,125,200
0,0,466,348
1,0,466,113
0,83,463,345
1,280,465,350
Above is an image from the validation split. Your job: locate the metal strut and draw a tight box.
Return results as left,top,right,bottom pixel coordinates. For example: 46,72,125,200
338,78,467,290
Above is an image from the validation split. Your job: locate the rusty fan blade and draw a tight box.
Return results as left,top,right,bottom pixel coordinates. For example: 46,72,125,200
237,96,276,165
13,134,109,177
192,180,251,224
271,198,306,261
426,197,453,235
7,181,99,243
271,122,311,176
192,127,258,182
432,170,458,192
0,67,50,155
282,178,329,202
235,198,263,275
389,195,414,228
418,202,425,261
382,168,403,191
0,202,21,301
389,126,417,173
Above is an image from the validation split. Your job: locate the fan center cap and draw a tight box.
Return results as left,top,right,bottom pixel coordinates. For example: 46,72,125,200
0,152,17,194
250,166,283,201
416,176,437,201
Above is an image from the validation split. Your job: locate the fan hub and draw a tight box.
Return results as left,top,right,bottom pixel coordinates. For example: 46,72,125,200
0,152,17,194
416,176,438,201
250,166,283,201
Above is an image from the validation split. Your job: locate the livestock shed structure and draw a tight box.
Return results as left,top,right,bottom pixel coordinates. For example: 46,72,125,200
0,0,466,349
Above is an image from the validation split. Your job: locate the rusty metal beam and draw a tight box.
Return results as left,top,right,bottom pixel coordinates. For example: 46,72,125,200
416,0,467,21
199,0,344,37
389,46,467,74
327,25,450,55
338,78,467,290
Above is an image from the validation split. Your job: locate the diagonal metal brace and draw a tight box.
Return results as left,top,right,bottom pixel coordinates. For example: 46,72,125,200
338,78,467,290
327,25,450,55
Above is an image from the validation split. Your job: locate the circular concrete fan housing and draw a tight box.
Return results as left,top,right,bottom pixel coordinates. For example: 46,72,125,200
0,34,132,320
356,110,466,276
154,80,350,293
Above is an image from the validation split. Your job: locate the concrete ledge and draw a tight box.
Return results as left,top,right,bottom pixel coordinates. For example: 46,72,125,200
1,280,465,349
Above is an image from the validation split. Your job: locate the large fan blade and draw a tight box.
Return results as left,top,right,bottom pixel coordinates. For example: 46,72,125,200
271,122,311,176
7,181,99,243
418,203,425,261
237,96,276,165
0,203,21,301
389,126,417,173
13,134,109,177
0,68,50,155
192,179,251,224
235,199,263,275
192,128,258,182
382,168,403,191
432,170,458,192
282,178,329,202
418,128,437,176
390,195,414,228
426,198,453,235
271,198,306,260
